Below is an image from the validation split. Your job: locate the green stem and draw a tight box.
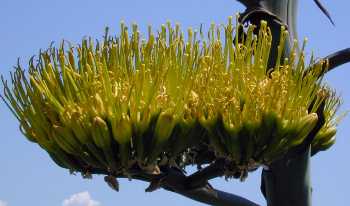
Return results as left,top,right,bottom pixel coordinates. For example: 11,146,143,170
262,148,312,206
238,0,298,67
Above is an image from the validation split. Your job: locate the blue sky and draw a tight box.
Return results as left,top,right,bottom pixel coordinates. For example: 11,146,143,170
0,0,349,206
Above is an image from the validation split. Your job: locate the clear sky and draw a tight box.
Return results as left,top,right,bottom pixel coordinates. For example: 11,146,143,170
0,0,349,206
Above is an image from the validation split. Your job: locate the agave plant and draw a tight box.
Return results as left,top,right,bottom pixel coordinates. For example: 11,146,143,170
2,1,350,205
1,16,340,179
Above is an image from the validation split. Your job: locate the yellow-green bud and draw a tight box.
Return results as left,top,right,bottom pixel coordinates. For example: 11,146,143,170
111,114,132,144
154,111,176,143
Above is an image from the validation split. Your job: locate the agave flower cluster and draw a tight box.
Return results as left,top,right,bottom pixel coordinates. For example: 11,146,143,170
1,17,340,178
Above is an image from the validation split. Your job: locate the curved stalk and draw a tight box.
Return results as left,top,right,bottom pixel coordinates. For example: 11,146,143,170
315,48,350,77
86,167,260,206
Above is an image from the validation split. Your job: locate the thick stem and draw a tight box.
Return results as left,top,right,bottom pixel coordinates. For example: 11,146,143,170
238,0,297,68
237,0,298,41
262,148,311,206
